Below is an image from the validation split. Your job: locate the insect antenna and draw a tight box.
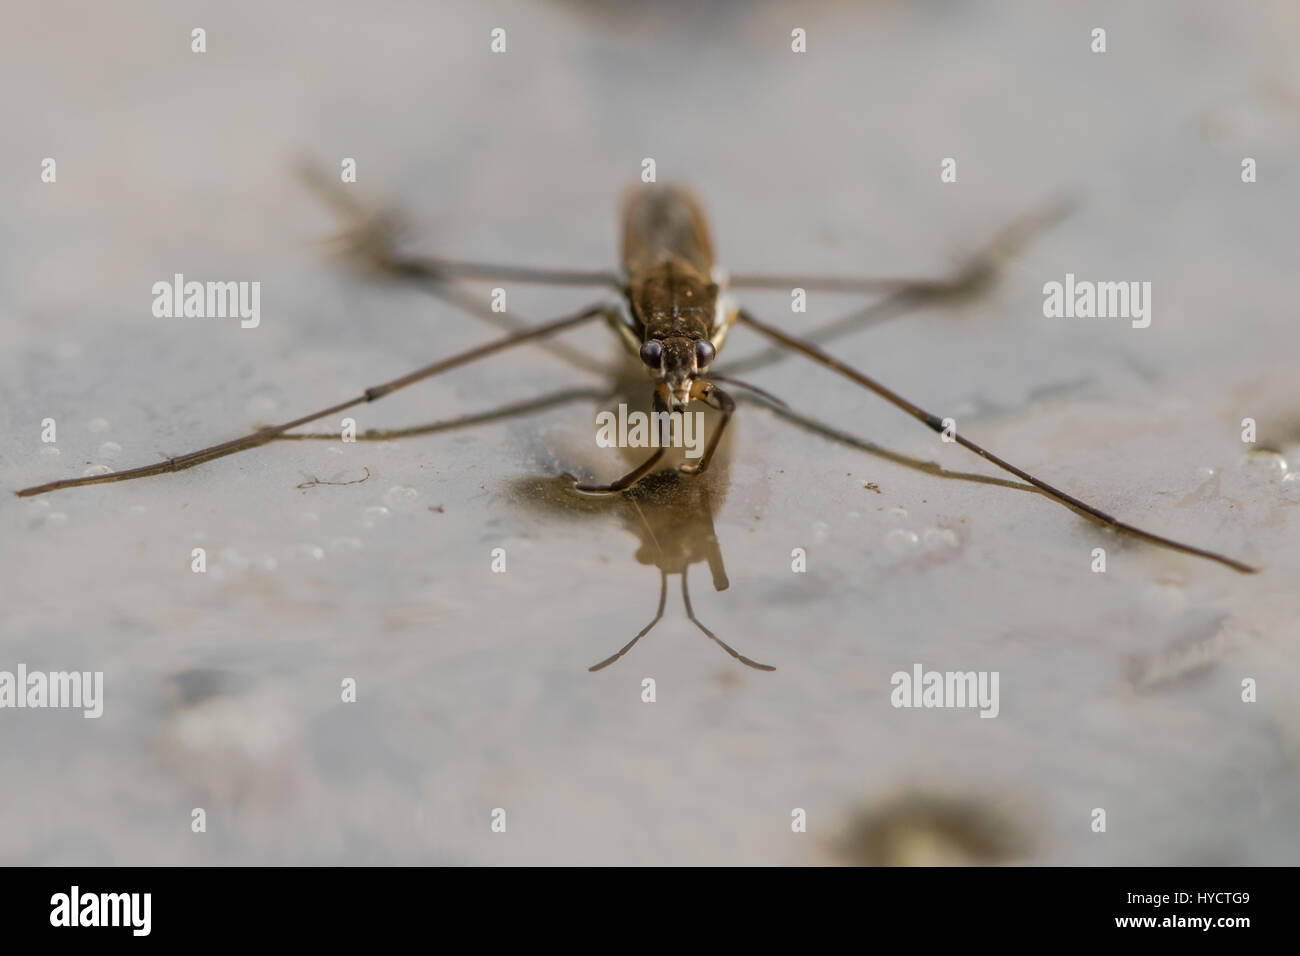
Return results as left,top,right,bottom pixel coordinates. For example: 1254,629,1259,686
705,373,788,408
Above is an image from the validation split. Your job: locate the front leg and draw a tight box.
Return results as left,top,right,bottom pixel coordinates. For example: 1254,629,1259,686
572,392,672,495
677,381,734,477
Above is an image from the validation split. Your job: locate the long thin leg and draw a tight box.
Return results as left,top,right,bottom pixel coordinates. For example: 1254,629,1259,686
589,571,668,672
392,256,622,289
681,568,775,671
299,160,622,290
572,393,672,494
677,382,734,477
735,392,1031,494
725,195,1073,295
301,166,613,374
15,305,605,498
276,386,615,442
737,309,1257,574
722,287,961,380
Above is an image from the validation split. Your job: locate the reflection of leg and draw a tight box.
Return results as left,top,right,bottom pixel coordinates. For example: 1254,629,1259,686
682,569,774,672
589,572,668,672
677,383,734,477
572,393,671,495
275,386,615,442
738,308,1256,575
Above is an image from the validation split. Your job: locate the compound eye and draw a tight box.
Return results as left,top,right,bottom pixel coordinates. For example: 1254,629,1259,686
639,340,663,368
694,340,716,368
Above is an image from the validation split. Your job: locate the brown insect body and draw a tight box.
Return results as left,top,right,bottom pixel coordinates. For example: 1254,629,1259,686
619,185,731,408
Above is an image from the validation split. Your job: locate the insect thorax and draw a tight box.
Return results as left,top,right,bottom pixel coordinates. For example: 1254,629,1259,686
628,259,719,341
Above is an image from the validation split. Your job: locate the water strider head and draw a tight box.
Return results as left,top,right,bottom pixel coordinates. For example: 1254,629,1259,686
639,335,716,409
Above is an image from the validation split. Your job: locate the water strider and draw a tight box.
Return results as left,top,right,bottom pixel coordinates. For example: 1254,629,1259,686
15,179,1256,576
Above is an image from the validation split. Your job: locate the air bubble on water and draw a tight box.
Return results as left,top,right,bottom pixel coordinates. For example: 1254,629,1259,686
888,507,909,522
922,527,959,551
246,395,278,417
1142,580,1187,618
83,464,113,477
330,536,364,552
292,543,325,561
28,498,50,511
87,418,110,433
219,548,250,571
812,520,829,543
39,446,61,458
253,555,278,572
47,512,68,526
361,506,391,529
98,441,122,459
385,486,418,506
326,446,344,456
1244,450,1288,477
1195,465,1216,480
884,527,920,556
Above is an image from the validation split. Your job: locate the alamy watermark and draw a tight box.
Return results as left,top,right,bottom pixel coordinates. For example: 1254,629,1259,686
1043,273,1151,328
50,886,150,936
890,663,999,718
0,664,103,718
595,404,706,458
152,273,261,328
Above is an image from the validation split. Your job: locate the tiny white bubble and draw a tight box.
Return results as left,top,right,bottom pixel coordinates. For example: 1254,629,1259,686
47,512,68,526
87,418,110,433
888,507,909,522
812,520,829,543
247,395,278,416
220,548,250,570
28,498,51,511
82,464,113,477
98,441,122,459
922,527,959,551
1244,450,1288,478
39,446,61,458
385,485,418,506
883,527,920,556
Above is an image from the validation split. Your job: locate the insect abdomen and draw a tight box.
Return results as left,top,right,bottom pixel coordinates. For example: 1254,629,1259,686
620,183,715,278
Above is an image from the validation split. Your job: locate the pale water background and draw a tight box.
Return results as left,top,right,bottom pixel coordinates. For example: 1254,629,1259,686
1,0,1298,864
